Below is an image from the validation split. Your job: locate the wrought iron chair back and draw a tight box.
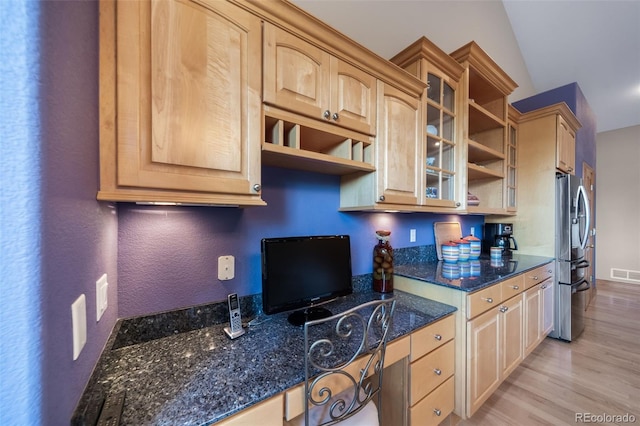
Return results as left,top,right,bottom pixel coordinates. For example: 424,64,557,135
302,298,396,426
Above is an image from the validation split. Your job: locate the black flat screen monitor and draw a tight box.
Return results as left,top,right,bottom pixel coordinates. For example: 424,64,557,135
261,235,353,326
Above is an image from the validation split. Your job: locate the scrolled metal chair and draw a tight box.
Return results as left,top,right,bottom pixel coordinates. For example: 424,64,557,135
286,298,396,426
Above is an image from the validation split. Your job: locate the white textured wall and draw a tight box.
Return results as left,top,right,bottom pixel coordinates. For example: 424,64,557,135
595,125,640,280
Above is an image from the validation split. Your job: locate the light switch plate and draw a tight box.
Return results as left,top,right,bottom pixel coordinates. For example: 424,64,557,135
96,273,108,322
218,255,235,281
72,294,87,360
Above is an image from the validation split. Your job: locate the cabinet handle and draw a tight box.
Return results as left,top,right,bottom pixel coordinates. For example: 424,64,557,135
482,297,493,304
379,195,385,202
434,368,442,376
500,306,508,313
434,334,442,341
541,284,547,289
323,110,331,120
511,285,519,290
252,184,261,193
548,269,553,273
434,409,442,417
332,112,339,121
456,202,461,207
532,276,539,281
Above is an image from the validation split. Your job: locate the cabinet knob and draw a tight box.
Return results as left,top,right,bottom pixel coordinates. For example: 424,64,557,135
434,334,442,341
332,112,339,121
434,409,442,417
456,202,461,207
434,368,442,376
482,297,493,304
323,110,331,120
532,276,539,281
500,306,509,313
379,195,385,202
252,184,261,193
511,285,519,290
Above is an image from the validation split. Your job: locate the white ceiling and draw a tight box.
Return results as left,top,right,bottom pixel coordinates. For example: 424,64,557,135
291,0,640,133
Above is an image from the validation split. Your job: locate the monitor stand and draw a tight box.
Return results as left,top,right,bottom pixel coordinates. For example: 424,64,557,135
288,306,332,327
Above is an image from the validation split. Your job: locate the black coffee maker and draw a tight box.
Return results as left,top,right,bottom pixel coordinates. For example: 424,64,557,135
483,223,518,255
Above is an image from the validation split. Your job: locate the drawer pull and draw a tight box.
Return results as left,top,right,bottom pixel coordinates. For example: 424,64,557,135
482,297,494,304
511,285,519,290
532,275,539,281
499,306,509,313
434,409,442,416
434,334,442,341
434,368,442,376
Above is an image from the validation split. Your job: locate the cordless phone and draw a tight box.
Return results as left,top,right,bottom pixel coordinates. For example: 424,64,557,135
224,293,245,339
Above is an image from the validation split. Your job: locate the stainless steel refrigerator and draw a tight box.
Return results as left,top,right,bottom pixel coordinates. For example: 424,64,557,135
550,173,591,341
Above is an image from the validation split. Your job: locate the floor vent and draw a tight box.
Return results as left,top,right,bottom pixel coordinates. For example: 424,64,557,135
610,268,640,284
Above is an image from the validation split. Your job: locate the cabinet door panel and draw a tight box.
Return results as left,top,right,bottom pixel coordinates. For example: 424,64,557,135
332,58,377,135
117,0,261,195
376,82,421,205
524,286,541,355
501,295,524,376
467,308,500,416
541,280,555,336
263,24,330,120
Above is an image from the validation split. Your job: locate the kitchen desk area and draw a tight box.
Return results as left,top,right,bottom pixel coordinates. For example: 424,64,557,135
72,288,456,426
72,253,552,425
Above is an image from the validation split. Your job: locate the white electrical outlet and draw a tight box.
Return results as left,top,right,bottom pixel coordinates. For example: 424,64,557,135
218,255,235,281
410,229,417,243
470,227,476,236
72,294,87,360
96,273,108,322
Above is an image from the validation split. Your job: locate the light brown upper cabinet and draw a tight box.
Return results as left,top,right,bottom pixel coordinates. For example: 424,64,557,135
506,105,521,212
340,81,422,209
391,37,466,212
98,0,264,205
557,114,577,174
450,42,518,215
263,23,377,136
510,102,581,257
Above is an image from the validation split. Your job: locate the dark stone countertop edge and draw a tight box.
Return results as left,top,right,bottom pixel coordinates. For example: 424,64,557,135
71,276,456,426
393,254,555,293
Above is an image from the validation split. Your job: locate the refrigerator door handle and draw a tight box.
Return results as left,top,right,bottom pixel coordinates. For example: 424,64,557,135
571,278,590,293
573,259,590,269
576,184,590,250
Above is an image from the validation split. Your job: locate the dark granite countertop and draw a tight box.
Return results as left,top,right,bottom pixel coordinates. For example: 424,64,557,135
74,288,456,426
394,253,554,292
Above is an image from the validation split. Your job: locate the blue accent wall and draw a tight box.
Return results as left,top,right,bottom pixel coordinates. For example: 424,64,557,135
118,166,485,317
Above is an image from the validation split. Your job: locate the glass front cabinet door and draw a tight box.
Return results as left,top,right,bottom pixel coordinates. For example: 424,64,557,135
391,37,465,211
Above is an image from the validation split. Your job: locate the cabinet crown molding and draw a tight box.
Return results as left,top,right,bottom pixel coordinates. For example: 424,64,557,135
390,36,465,81
236,0,425,97
450,41,518,96
518,102,582,130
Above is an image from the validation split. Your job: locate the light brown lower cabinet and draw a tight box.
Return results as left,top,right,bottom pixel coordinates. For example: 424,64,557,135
467,294,523,415
395,260,554,420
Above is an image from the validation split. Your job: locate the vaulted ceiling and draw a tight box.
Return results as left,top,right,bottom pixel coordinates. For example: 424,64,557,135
291,0,640,133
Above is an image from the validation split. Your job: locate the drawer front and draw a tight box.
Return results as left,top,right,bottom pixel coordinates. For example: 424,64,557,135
501,275,525,300
467,284,502,319
524,263,554,289
410,314,455,361
410,340,454,405
409,376,455,426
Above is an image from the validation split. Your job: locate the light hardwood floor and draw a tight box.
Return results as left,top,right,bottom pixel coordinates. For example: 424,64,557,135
459,279,640,426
